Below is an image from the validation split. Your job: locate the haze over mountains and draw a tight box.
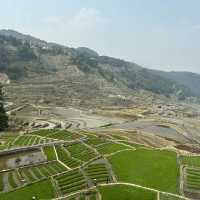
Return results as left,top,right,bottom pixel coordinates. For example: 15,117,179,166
0,29,200,107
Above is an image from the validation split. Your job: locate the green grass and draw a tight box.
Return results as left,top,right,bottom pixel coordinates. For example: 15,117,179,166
160,193,186,200
48,130,80,141
43,146,57,161
66,143,97,162
56,146,81,167
180,155,200,167
8,171,18,188
97,143,131,155
0,180,55,200
86,138,107,146
109,149,179,194
31,129,57,137
85,163,110,184
55,169,87,196
120,141,147,148
0,173,4,191
185,167,200,191
99,184,157,200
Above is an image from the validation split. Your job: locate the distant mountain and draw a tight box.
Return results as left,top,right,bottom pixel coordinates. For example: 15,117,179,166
0,29,199,105
153,71,200,97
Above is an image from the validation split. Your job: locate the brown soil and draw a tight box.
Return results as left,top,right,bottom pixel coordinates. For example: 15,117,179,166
175,144,200,153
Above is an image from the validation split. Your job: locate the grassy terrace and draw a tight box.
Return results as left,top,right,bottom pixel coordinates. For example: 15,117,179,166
65,143,98,162
55,146,81,168
0,180,55,200
85,138,107,147
120,140,147,148
109,149,179,194
8,135,55,148
19,161,67,183
85,163,111,184
47,131,77,141
31,129,57,137
54,169,87,196
185,167,200,191
160,193,186,200
99,184,157,200
180,155,200,167
43,145,57,161
96,142,132,155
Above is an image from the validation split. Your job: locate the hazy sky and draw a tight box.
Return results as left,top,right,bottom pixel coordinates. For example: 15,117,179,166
0,0,200,73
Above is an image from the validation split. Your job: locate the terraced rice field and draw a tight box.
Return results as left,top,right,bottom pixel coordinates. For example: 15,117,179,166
85,138,108,147
55,169,87,196
85,163,111,184
0,169,24,192
55,146,81,168
65,142,98,162
19,161,67,183
8,135,56,148
0,129,193,200
96,142,132,155
0,135,17,150
43,145,57,161
185,167,200,191
31,129,58,137
180,155,200,167
32,129,82,141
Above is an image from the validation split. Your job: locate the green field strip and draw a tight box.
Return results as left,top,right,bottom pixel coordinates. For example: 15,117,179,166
31,129,57,137
33,137,41,145
31,167,44,179
8,171,19,189
60,183,87,195
59,180,86,190
52,163,66,172
50,164,64,174
0,173,3,191
20,169,37,182
160,193,186,200
57,176,84,186
43,146,57,161
120,141,147,148
46,165,58,174
56,172,82,181
39,166,52,177
22,136,32,146
39,139,46,144
56,146,81,168
35,167,47,178
26,136,35,146
180,155,200,167
13,136,27,146
85,138,107,146
96,143,131,155
86,167,107,173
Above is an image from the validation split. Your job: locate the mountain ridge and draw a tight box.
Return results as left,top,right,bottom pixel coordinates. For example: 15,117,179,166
0,29,199,106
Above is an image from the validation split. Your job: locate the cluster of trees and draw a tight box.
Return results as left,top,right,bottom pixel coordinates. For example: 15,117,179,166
0,85,8,131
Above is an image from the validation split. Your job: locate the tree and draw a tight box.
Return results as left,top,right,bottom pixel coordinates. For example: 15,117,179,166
0,85,8,131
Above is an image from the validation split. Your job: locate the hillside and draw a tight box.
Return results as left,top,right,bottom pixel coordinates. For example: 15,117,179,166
154,71,200,97
0,29,199,107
